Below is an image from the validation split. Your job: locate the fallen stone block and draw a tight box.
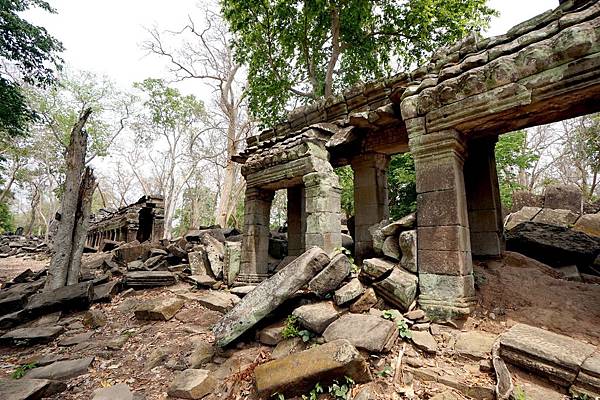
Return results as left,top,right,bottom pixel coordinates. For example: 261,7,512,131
411,331,438,354
0,326,64,346
191,291,239,313
399,230,417,273
499,323,596,387
167,243,187,259
188,342,215,368
92,280,121,303
381,213,416,236
123,271,176,288
212,247,329,347
167,369,216,399
455,331,497,360
134,297,185,321
183,274,217,288
333,278,364,305
25,282,93,316
0,292,28,316
185,228,226,243
573,351,600,398
292,302,342,334
407,366,495,400
258,323,285,346
543,184,582,213
532,208,579,228
0,309,29,330
368,220,389,256
573,213,600,238
83,309,107,328
254,339,372,398
308,253,351,297
223,241,241,285
349,288,378,313
0,378,66,400
382,236,400,260
360,258,395,281
372,267,418,311
188,251,210,276
323,314,398,352
113,241,151,264
92,383,134,400
200,233,225,278
272,337,307,360
229,286,255,297
58,331,93,347
26,357,95,380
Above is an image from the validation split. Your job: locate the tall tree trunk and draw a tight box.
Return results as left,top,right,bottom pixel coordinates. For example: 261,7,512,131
67,167,96,285
45,108,93,290
25,184,40,236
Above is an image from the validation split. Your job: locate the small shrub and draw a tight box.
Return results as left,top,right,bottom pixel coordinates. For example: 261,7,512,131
328,376,355,400
12,363,37,379
377,365,393,377
281,315,300,339
513,386,528,400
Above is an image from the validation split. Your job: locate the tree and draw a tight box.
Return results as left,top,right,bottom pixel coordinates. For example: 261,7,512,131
0,0,63,140
494,130,539,207
144,6,250,228
388,153,416,220
221,0,496,125
132,78,215,239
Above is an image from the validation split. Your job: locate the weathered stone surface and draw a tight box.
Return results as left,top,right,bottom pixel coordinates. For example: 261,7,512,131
26,357,95,380
455,331,497,360
323,314,398,352
361,258,395,281
506,221,600,268
411,331,438,354
184,274,217,288
308,253,351,297
92,280,120,303
201,233,225,278
381,213,416,236
134,297,184,321
0,310,29,330
258,323,285,346
0,378,66,400
404,309,425,321
124,271,176,288
229,285,255,297
272,337,307,360
25,282,93,316
167,243,187,259
407,366,495,399
192,291,239,313
349,288,378,313
504,206,541,231
333,278,364,305
188,342,215,368
0,325,64,346
188,251,210,276
92,383,134,400
293,302,342,333
382,236,401,260
543,184,582,213
186,228,226,243
254,339,372,397
372,268,418,311
573,214,600,238
113,241,151,264
574,351,600,397
499,323,596,386
532,208,579,228
212,247,330,346
223,241,242,285
167,369,216,400
58,331,93,346
369,220,389,256
399,230,417,273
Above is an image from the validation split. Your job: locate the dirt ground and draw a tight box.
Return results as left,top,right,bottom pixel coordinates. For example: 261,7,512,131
0,255,48,283
0,252,598,399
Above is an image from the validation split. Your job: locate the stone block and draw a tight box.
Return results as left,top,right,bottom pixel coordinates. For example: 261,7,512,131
254,339,372,398
349,288,378,313
323,314,398,352
223,241,242,285
258,323,285,346
418,273,475,301
134,297,184,321
308,253,351,297
25,282,93,317
543,184,582,213
533,208,579,227
0,325,64,346
188,251,210,276
573,213,600,238
92,383,134,400
167,369,216,399
372,268,418,311
333,278,364,305
419,250,472,275
213,247,330,346
399,230,418,273
0,378,66,400
417,189,468,227
455,331,497,360
26,357,95,380
411,331,438,354
292,302,342,333
361,258,396,281
415,157,463,193
382,236,400,260
504,206,541,231
190,291,239,313
381,213,416,236
574,351,600,397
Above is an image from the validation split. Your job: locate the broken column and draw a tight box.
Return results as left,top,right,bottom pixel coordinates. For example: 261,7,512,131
303,172,342,254
410,130,476,317
236,187,274,284
464,137,504,258
351,152,390,262
287,186,306,257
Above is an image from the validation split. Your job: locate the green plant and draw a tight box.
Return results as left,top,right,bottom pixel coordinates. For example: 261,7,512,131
298,329,314,343
281,315,300,339
328,376,355,400
301,382,324,400
377,365,393,377
570,393,591,400
513,386,528,400
12,363,37,379
382,310,395,320
396,318,412,340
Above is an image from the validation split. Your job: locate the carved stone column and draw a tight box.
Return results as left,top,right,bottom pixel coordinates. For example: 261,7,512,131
303,172,342,254
287,186,306,257
464,137,504,257
351,152,390,263
410,129,476,318
237,187,274,284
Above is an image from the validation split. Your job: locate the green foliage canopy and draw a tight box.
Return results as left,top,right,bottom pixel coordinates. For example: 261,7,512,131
221,0,496,125
0,0,63,138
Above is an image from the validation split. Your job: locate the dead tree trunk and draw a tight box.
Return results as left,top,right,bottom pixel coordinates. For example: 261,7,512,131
45,108,95,290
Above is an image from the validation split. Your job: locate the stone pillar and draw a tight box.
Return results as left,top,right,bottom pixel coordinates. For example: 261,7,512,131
464,137,504,258
236,187,274,284
351,152,390,262
303,172,342,254
410,130,476,318
287,186,306,257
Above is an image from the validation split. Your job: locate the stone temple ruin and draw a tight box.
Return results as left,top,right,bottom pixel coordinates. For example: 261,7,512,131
233,0,600,317
85,195,165,250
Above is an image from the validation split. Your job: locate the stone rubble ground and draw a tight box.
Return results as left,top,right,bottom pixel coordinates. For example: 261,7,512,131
0,208,598,399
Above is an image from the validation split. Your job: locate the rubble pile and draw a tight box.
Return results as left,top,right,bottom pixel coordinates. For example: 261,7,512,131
0,235,48,259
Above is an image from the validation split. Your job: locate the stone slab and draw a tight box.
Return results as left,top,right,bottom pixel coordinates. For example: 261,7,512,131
26,357,94,380
92,383,134,400
292,302,342,334
323,313,398,353
455,331,497,360
0,378,66,400
308,253,351,297
0,326,64,346
333,278,364,305
134,297,185,321
167,369,216,400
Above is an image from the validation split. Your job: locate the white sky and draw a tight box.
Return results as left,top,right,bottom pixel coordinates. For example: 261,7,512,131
25,0,560,94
